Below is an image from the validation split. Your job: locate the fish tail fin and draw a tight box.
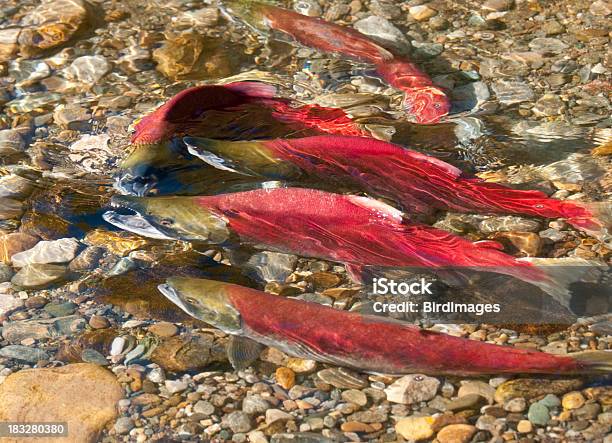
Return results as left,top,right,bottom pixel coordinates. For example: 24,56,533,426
566,201,612,244
518,257,609,314
572,350,612,373
225,81,278,99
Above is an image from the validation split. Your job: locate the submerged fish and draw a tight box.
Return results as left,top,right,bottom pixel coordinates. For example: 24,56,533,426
158,277,611,375
223,0,450,124
118,81,366,195
184,135,611,240
104,188,603,307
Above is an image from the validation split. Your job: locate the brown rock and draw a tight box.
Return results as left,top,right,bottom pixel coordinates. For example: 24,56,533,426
88,315,110,329
341,421,377,433
150,333,226,372
436,424,477,443
0,363,123,443
0,233,39,264
148,322,178,337
275,367,296,390
494,378,583,404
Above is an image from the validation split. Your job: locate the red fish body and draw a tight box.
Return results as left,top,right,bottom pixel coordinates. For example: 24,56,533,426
162,278,610,375
224,1,450,124
131,81,367,145
195,188,548,285
186,135,608,238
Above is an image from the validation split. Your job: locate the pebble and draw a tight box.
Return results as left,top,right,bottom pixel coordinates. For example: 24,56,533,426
64,55,111,85
89,315,111,329
265,409,293,425
243,395,270,415
504,397,526,412
527,402,551,426
562,392,586,410
0,233,39,264
194,400,215,416
458,380,495,404
341,389,368,407
590,0,612,15
353,16,411,53
0,130,26,155
529,38,569,54
148,322,178,337
114,417,134,435
11,264,67,289
482,0,513,11
81,348,109,366
317,368,368,389
0,345,49,363
495,378,583,404
384,374,440,404
409,5,438,21
276,367,296,390
491,80,535,105
0,263,15,283
436,424,477,443
395,416,435,440
165,379,188,394
110,337,126,356
11,238,80,267
517,419,533,433
0,293,22,317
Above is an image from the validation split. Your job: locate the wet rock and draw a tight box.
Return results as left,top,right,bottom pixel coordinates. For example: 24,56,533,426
562,391,585,410
11,237,80,267
503,397,526,412
89,315,110,329
276,367,296,390
11,263,67,289
17,0,90,58
165,379,188,394
479,216,541,233
0,294,23,318
224,411,253,433
0,198,23,220
590,0,612,15
243,395,270,415
64,55,110,85
409,5,438,21
482,0,513,11
0,345,49,363
492,231,541,256
245,252,297,283
53,105,91,131
69,246,104,272
341,389,368,407
527,402,550,426
491,80,534,105
446,394,487,411
265,409,293,425
194,400,215,415
150,333,226,372
517,419,532,433
0,363,123,442
286,358,317,374
533,93,565,117
148,322,178,337
369,0,401,19
317,368,368,389
0,173,36,200
543,20,565,36
384,374,440,404
2,315,82,343
114,417,134,435
495,378,583,404
436,424,477,443
44,301,77,318
293,0,322,17
353,16,410,54
0,129,26,155
0,28,20,63
395,416,435,440
81,348,109,366
529,38,568,54
0,263,14,282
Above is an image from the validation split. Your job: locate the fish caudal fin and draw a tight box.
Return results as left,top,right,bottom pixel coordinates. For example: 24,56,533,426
518,257,609,314
572,350,612,373
566,201,612,244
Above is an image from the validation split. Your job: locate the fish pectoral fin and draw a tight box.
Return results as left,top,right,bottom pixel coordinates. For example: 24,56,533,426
184,137,258,177
227,335,264,370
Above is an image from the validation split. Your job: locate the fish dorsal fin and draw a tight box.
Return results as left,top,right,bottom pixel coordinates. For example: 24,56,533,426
227,335,264,370
224,81,278,99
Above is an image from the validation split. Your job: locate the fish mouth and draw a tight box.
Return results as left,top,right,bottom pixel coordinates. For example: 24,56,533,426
158,283,192,315
102,197,173,240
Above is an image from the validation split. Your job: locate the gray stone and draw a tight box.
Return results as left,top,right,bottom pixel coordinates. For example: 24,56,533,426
245,252,297,283
44,302,77,318
113,417,134,435
528,38,569,54
492,80,534,105
265,409,293,425
0,129,26,155
11,264,67,289
225,411,253,433
11,238,80,268
0,294,23,318
527,402,550,426
0,263,14,283
341,389,368,407
242,395,270,415
165,379,188,394
194,400,215,416
81,348,109,366
353,16,411,54
2,316,82,343
504,397,526,412
64,55,111,85
384,374,440,404
0,345,50,363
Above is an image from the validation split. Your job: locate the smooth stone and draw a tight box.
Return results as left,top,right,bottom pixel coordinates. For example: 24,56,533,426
265,409,293,425
341,389,368,407
270,433,333,443
11,263,67,289
89,315,111,329
495,378,583,404
53,106,91,130
482,0,513,11
395,416,435,440
242,395,270,415
165,379,188,394
458,380,495,404
286,358,317,374
245,252,297,283
540,393,561,408
114,417,134,435
385,374,440,404
44,301,77,318
532,93,565,117
0,294,22,317
64,55,110,85
276,367,296,390
504,397,527,412
409,5,438,21
446,394,487,411
0,28,20,63
150,333,226,372
562,391,586,410
110,337,126,356
224,411,253,433
436,424,477,443
194,400,215,416
529,37,569,54
0,129,26,154
517,419,533,433
491,80,534,105
590,0,612,15
353,16,411,53
0,233,39,264
0,345,49,363
1,315,82,343
148,322,178,337
527,402,550,426
0,198,23,220
0,263,14,283
11,238,80,267
81,348,109,366
317,368,368,389
0,363,123,443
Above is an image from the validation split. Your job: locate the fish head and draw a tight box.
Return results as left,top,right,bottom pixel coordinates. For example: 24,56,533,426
104,195,230,243
158,277,242,332
115,139,189,196
403,86,451,125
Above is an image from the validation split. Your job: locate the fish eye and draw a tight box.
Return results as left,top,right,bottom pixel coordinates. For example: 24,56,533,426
185,296,198,305
160,218,174,226
433,103,441,109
